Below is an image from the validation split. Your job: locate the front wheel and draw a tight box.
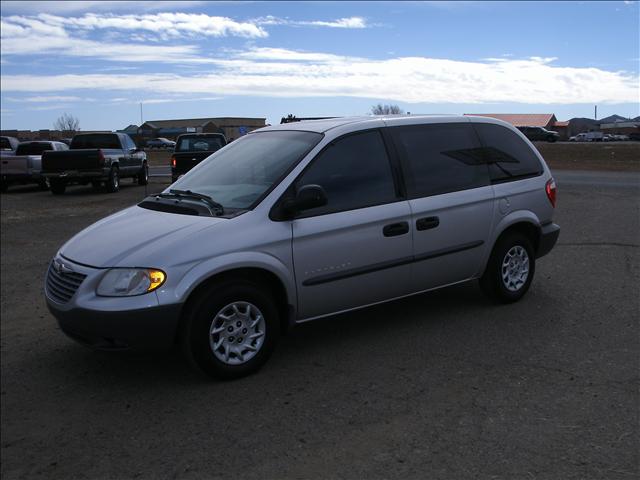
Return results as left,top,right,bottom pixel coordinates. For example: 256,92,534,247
182,281,280,379
480,232,535,303
105,166,119,193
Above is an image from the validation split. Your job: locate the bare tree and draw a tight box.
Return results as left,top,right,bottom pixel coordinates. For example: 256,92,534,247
371,104,404,115
53,113,80,133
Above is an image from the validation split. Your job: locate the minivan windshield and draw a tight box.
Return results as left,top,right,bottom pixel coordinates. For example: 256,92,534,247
169,130,322,210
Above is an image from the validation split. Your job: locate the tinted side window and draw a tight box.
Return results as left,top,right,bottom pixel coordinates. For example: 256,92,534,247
122,135,136,150
390,123,489,198
295,130,397,216
473,123,543,183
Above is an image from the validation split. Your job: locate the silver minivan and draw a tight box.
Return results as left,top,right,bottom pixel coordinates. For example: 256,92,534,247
45,116,560,379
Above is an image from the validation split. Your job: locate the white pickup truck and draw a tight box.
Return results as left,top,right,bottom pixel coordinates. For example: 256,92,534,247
1,141,69,192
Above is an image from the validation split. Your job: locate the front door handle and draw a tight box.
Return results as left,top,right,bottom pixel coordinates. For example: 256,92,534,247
416,216,440,231
383,221,409,237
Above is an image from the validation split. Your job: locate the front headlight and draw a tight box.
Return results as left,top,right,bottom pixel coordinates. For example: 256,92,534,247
96,268,166,297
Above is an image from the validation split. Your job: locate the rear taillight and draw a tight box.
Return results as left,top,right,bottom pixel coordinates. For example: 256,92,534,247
545,178,557,207
97,149,105,166
171,156,176,168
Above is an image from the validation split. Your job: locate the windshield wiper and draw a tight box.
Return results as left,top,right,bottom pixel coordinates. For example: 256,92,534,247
160,189,224,215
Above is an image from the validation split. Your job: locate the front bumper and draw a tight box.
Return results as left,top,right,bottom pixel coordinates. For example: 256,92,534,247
45,256,183,350
47,301,183,350
537,222,560,258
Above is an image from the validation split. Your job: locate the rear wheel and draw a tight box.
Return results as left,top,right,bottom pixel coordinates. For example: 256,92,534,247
137,162,149,185
480,232,535,303
181,281,280,379
50,179,66,195
0,181,8,193
105,166,119,193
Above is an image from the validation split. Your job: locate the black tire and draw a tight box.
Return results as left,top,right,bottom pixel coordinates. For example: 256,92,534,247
480,232,535,304
50,179,66,195
0,181,8,193
547,136,557,143
105,166,119,193
137,162,149,185
181,280,280,380
37,178,50,191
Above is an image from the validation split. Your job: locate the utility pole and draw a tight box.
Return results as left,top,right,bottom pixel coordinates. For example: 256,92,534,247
594,105,597,120
140,102,143,125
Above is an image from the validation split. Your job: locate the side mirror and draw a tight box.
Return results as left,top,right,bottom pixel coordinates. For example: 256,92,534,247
284,184,327,214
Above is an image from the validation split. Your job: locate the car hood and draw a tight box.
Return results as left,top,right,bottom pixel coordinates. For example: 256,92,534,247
60,205,226,268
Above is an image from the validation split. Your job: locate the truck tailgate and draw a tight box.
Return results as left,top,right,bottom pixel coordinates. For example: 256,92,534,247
42,149,103,172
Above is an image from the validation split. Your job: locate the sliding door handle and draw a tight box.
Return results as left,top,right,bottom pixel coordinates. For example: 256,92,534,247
383,221,409,237
416,216,440,231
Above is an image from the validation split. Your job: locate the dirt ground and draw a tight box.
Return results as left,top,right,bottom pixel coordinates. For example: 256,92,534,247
1,171,638,479
145,142,640,172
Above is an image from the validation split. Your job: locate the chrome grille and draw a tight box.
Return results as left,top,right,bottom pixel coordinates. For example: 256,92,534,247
46,261,86,304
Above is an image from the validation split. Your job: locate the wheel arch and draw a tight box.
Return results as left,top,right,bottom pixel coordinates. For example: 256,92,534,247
480,212,542,275
173,260,296,343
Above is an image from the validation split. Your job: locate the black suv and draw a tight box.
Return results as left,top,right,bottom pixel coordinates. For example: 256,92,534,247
517,126,559,143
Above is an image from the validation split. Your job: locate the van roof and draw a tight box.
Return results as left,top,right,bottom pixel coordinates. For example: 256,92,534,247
257,114,509,134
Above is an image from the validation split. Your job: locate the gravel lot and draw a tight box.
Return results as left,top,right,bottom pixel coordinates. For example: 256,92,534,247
1,172,639,479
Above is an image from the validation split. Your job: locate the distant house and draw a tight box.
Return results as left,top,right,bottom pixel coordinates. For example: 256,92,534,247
464,113,571,139
464,113,558,129
137,117,266,142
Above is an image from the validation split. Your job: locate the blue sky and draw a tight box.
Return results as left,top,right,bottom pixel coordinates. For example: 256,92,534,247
1,1,638,131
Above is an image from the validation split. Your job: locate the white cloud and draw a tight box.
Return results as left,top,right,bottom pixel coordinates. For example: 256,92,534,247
35,12,268,38
1,50,637,105
303,17,367,28
252,15,369,29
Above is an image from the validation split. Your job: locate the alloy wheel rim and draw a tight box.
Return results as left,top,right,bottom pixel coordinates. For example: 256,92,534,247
209,301,266,365
501,245,529,292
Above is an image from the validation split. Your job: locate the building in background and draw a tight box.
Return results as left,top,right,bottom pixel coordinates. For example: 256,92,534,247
135,117,266,144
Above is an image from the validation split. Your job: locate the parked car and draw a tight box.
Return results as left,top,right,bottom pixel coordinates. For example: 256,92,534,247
1,141,68,192
569,132,604,142
171,133,227,182
146,137,176,150
516,126,560,143
1,136,20,153
41,132,147,194
612,134,630,141
45,116,560,379
569,133,588,142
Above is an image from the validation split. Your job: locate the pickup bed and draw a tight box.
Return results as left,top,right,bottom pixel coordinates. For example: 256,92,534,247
170,133,226,182
41,133,148,194
1,141,68,192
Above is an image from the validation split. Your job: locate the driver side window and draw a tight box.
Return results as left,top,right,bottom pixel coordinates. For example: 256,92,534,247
295,130,398,216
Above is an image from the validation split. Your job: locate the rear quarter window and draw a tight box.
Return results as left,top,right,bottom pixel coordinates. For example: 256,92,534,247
70,134,121,149
15,143,54,155
390,123,490,198
473,123,543,183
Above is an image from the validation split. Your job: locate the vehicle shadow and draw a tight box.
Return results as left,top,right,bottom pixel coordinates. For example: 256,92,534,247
37,281,494,387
